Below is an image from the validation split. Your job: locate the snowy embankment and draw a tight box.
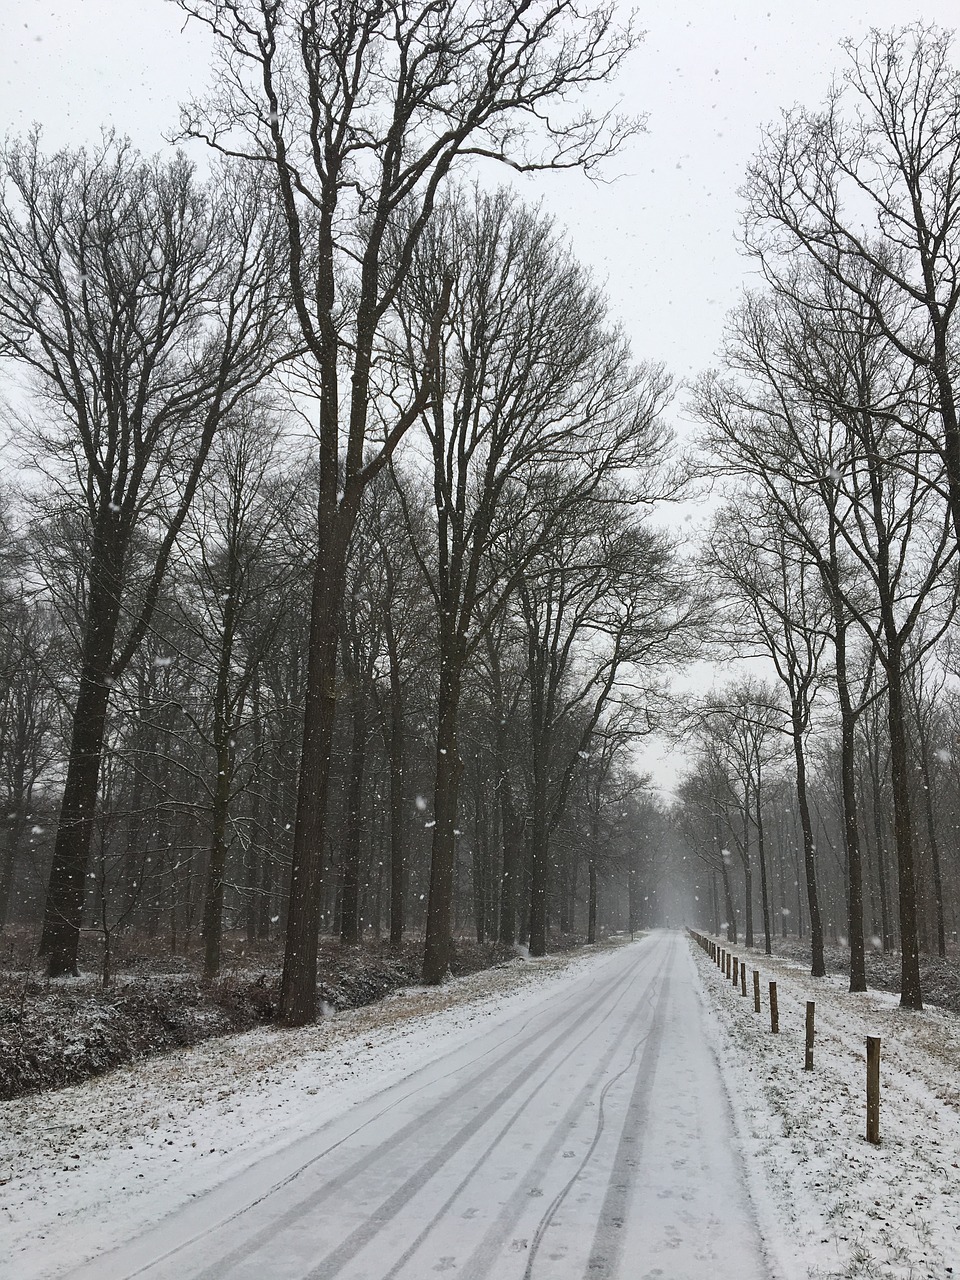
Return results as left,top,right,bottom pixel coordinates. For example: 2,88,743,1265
691,936,960,1280
0,947,607,1280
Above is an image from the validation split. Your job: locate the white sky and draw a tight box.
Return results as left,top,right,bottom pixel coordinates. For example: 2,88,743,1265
2,0,958,795
4,0,955,382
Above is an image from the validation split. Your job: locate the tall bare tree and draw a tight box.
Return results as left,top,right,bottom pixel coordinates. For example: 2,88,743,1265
697,267,958,1007
745,25,960,548
392,187,672,980
706,497,829,977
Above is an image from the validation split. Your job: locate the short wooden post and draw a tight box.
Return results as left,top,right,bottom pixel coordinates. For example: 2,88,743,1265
866,1036,881,1144
769,981,779,1033
804,1001,815,1070
726,951,732,980
740,962,747,997
733,956,739,985
753,969,761,1012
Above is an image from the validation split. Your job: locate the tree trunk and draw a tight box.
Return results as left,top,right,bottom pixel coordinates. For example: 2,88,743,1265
756,794,772,957
587,854,598,944
40,539,123,977
471,774,489,943
831,610,866,990
201,736,233,982
279,502,352,1025
885,641,923,1009
918,743,947,959
422,645,464,983
245,697,264,946
791,709,825,977
869,748,892,952
498,790,520,947
386,634,406,948
587,798,601,944
742,858,754,949
339,674,367,947
740,809,754,948
527,758,550,957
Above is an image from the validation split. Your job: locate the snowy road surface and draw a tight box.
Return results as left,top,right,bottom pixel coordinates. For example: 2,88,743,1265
65,933,769,1280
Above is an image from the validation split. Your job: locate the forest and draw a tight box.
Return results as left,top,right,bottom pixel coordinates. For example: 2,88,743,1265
2,9,960,1036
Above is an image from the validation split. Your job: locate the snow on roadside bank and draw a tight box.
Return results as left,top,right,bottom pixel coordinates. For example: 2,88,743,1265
690,936,960,1280
1,946,616,1280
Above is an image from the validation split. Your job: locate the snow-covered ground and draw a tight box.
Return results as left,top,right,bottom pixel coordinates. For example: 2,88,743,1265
692,936,960,1280
1,949,603,1279
6,934,772,1280
5,931,958,1280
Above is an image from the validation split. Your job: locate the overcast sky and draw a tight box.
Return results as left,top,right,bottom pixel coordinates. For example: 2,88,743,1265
4,0,957,382
2,0,958,793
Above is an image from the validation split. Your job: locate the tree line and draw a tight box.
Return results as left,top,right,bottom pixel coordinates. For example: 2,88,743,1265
678,24,960,1012
0,0,701,1023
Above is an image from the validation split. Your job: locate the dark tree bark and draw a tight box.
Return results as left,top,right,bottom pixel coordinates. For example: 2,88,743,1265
339,634,369,947
41,536,123,973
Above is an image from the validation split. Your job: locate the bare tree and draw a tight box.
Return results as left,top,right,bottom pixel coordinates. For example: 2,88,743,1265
175,407,293,980
581,708,647,945
675,755,742,943
744,25,960,548
686,681,791,955
391,186,672,980
364,475,433,948
518,512,700,957
706,497,829,977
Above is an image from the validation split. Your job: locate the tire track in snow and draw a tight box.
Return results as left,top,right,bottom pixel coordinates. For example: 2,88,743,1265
381,944,672,1280
581,934,673,1278
181,942,659,1280
519,936,673,1280
297,942,666,1280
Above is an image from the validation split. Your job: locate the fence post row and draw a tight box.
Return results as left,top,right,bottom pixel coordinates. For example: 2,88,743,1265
690,933,882,1151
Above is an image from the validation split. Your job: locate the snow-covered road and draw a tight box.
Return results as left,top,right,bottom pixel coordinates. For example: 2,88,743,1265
60,933,769,1280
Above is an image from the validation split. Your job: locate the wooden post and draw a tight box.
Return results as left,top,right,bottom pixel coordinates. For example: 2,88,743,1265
726,951,732,979
740,962,747,997
733,956,739,985
866,1036,881,1144
805,1002,815,1070
753,969,761,1012
769,981,779,1033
